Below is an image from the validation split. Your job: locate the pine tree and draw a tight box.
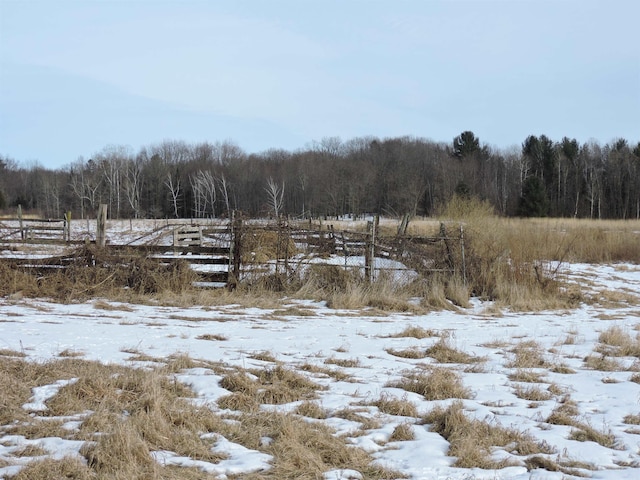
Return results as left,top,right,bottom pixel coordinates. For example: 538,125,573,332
517,176,549,217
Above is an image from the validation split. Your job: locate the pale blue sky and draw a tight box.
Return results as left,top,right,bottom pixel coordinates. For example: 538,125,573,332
1,0,639,168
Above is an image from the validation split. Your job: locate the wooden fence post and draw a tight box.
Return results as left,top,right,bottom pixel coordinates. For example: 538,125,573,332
460,224,467,286
18,205,24,241
96,204,108,247
64,211,72,242
228,211,242,290
440,222,454,272
365,215,379,282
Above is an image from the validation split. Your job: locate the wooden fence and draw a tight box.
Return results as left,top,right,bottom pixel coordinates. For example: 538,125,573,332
1,211,466,290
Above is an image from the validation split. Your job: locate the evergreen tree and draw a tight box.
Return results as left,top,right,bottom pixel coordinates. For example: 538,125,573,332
518,176,549,217
454,180,471,199
453,131,480,158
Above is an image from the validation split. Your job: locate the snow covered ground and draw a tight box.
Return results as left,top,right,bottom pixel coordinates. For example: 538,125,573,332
1,262,640,479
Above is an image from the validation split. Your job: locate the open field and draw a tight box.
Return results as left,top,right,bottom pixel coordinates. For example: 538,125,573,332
1,216,640,479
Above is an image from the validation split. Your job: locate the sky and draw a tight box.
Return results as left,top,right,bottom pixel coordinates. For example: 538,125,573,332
1,0,639,169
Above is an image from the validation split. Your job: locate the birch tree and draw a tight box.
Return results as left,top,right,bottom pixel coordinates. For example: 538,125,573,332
265,177,285,218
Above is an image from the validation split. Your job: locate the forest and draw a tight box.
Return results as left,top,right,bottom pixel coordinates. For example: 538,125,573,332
1,132,639,220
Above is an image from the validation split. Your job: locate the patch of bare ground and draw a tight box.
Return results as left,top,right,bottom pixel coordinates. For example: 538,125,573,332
423,401,554,469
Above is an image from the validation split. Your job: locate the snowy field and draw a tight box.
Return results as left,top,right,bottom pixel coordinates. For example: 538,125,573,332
1,261,640,479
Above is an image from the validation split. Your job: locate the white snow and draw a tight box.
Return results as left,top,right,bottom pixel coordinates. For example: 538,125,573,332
1,261,640,479
22,378,78,412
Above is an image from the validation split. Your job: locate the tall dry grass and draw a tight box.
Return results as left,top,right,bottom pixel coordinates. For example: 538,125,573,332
432,197,640,310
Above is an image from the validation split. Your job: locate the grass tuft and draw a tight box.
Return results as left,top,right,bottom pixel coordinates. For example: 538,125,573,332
425,336,482,364
386,367,472,400
424,401,553,469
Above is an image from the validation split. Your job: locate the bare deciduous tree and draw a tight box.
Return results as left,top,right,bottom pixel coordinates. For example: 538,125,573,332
165,172,181,218
265,177,285,218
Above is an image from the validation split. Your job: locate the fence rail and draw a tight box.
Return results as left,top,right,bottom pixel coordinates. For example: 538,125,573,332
1,211,466,289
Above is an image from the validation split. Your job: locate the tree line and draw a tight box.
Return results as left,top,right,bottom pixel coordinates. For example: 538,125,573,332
1,132,639,220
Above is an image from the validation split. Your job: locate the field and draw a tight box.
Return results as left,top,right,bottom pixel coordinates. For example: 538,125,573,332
1,216,640,479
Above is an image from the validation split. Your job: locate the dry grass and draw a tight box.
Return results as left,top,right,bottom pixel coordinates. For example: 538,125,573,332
386,367,472,400
294,401,328,419
387,325,439,339
324,356,361,368
508,369,547,383
435,203,640,310
196,333,228,341
0,348,26,357
385,347,428,359
324,280,423,313
545,398,580,425
424,336,482,364
249,351,278,363
525,455,592,477
506,341,549,369
298,363,355,382
423,401,553,469
223,411,404,479
389,422,416,442
543,397,622,449
0,355,402,480
7,457,94,480
623,414,640,425
583,354,625,371
368,393,418,417
568,423,621,449
1,357,230,479
57,348,84,357
2,215,639,315
597,325,640,357
0,247,198,303
513,384,554,402
219,365,325,405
